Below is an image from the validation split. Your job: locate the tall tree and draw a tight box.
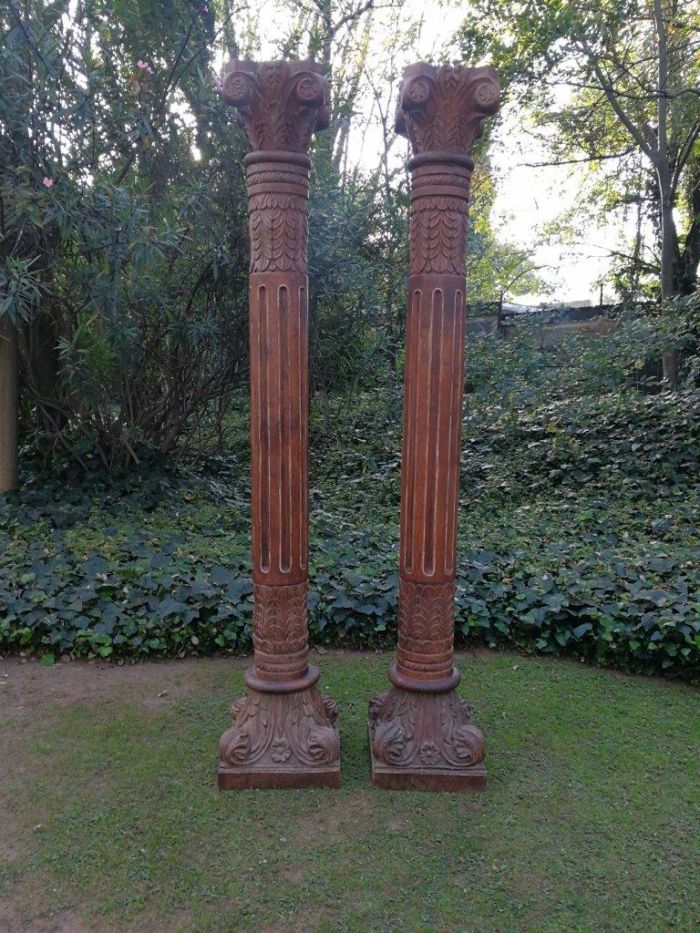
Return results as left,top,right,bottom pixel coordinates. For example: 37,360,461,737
458,0,700,300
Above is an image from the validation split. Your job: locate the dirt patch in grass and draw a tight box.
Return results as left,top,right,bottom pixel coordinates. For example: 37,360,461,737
0,656,248,721
0,904,90,933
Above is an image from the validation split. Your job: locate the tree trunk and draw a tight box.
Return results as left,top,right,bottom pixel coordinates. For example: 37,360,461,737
652,0,680,385
0,316,18,492
677,160,700,295
659,182,678,386
658,173,678,301
657,164,680,384
27,309,63,431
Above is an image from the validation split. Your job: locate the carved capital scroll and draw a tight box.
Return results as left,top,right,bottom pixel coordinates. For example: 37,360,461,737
395,63,500,158
222,59,329,153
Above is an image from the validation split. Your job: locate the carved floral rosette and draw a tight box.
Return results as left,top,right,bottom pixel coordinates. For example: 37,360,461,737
369,688,485,771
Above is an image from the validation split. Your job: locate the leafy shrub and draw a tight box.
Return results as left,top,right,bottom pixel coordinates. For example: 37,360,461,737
0,2,409,468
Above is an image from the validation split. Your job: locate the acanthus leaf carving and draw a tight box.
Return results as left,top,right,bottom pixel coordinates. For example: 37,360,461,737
249,192,308,273
218,685,339,771
397,579,455,658
252,582,308,679
409,199,467,275
222,59,329,153
396,63,500,158
368,687,485,771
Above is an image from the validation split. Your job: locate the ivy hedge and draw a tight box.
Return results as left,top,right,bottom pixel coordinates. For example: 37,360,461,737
1,387,699,680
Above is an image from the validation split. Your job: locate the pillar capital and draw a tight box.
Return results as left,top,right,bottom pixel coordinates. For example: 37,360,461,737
395,63,500,161
222,59,329,155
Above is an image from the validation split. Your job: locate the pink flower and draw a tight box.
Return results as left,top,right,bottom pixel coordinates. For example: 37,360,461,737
136,60,154,75
213,75,223,93
42,177,54,189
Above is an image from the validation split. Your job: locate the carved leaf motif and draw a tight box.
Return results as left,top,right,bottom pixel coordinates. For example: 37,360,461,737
368,693,385,724
398,580,454,653
321,695,339,725
410,200,466,275
373,721,412,766
396,63,500,156
369,687,486,773
249,195,307,273
453,724,485,764
219,727,252,764
306,727,340,764
218,685,340,771
253,582,308,658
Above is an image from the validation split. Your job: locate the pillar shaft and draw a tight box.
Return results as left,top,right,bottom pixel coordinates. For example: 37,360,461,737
217,60,340,790
369,63,500,791
247,153,311,688
395,156,472,688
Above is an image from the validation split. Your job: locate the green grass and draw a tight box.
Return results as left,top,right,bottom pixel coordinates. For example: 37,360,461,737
2,651,699,931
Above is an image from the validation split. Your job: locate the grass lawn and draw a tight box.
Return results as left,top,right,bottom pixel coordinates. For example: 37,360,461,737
1,651,698,932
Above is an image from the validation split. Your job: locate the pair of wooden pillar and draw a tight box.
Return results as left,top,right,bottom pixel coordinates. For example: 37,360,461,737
217,60,500,792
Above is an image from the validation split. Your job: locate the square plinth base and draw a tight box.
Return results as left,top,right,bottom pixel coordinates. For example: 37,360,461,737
218,763,341,791
368,721,487,792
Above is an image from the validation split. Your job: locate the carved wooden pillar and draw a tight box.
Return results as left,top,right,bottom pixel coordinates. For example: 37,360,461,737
217,61,340,790
369,63,500,791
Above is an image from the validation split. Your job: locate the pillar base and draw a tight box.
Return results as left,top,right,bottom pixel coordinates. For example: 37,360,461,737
368,684,486,792
217,667,341,790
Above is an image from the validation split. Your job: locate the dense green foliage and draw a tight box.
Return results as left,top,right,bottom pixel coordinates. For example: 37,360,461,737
2,315,699,679
0,0,416,465
0,0,557,469
1,0,251,464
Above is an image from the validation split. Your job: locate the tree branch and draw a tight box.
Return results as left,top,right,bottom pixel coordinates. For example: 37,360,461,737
580,41,658,163
522,148,636,168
